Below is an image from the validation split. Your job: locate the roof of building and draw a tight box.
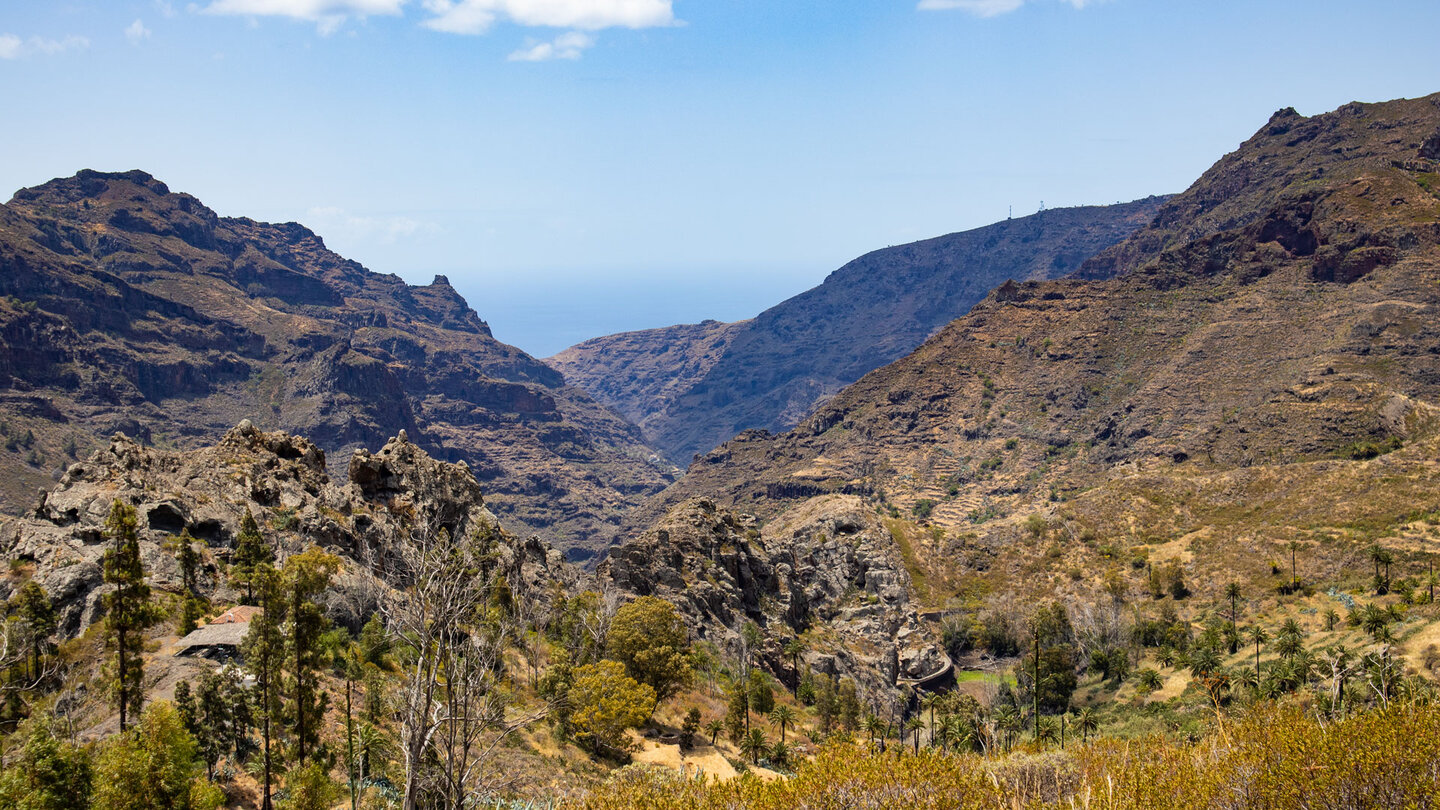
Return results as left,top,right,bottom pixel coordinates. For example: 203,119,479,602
175,622,250,651
209,605,262,625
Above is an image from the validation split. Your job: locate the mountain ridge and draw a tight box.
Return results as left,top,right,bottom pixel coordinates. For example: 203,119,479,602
550,197,1168,464
0,169,672,558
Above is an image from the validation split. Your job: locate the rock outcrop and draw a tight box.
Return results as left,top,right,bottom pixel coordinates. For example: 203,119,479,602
600,495,943,695
1,421,575,638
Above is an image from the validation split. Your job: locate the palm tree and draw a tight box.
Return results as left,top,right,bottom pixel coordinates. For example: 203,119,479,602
994,705,1020,752
1036,716,1058,745
1369,544,1395,594
862,715,885,750
920,691,943,741
1157,646,1177,668
1288,540,1302,592
1224,583,1243,652
1323,609,1340,632
905,716,925,753
782,638,805,693
1076,707,1098,743
1247,624,1268,680
1137,668,1163,694
740,728,770,764
1189,646,1221,679
705,718,724,747
937,714,969,753
769,740,791,768
768,705,796,743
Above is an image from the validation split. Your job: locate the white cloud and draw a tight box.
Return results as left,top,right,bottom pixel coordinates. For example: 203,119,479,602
155,0,178,17
0,34,90,59
305,206,441,245
203,0,406,33
125,19,153,43
508,30,593,60
422,0,674,33
918,0,1100,16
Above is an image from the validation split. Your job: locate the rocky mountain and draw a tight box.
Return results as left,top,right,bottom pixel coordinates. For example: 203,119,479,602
0,170,672,558
630,94,1440,607
546,319,747,445
550,197,1167,464
1,421,576,640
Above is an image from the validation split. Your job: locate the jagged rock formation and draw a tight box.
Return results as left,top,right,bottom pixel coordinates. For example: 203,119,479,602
0,170,672,556
633,94,1440,538
0,422,575,638
599,495,944,696
552,198,1167,463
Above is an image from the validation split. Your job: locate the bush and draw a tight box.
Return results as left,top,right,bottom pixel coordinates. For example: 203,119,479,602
567,661,655,755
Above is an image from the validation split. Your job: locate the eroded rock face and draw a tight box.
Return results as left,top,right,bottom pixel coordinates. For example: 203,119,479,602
599,494,943,695
2,421,574,638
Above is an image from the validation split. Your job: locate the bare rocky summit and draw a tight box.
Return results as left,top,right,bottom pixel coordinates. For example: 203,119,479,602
0,170,672,557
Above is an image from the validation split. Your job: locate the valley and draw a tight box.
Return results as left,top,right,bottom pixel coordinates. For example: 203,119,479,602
3,92,1440,809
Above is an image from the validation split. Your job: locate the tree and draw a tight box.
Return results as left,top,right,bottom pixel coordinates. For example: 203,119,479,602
10,580,55,682
278,762,340,810
170,529,202,598
1137,668,1163,694
91,702,224,810
680,707,702,750
102,501,159,732
1076,707,1098,743
1248,624,1268,681
704,718,724,747
380,521,541,809
782,637,804,694
768,705,795,743
606,596,693,710
1224,583,1242,653
231,508,274,604
862,715,885,749
282,547,340,766
567,660,655,755
0,717,93,810
357,613,390,667
192,669,238,782
905,716,925,753
174,680,197,735
241,564,285,810
740,728,770,764
748,669,775,716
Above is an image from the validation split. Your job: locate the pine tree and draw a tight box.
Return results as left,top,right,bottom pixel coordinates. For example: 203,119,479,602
194,668,240,782
241,563,285,810
283,547,340,766
10,580,55,682
102,501,158,732
171,528,201,597
231,508,274,604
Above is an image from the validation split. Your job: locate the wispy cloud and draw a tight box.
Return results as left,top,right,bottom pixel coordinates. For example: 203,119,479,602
155,0,178,18
422,0,674,34
508,30,593,61
0,33,90,59
306,206,441,244
125,19,153,44
919,0,1100,17
203,0,407,34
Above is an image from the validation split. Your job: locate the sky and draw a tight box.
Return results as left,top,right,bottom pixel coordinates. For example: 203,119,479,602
3,1,1440,356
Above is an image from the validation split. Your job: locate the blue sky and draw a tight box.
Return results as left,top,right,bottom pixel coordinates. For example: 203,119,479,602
3,1,1439,356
